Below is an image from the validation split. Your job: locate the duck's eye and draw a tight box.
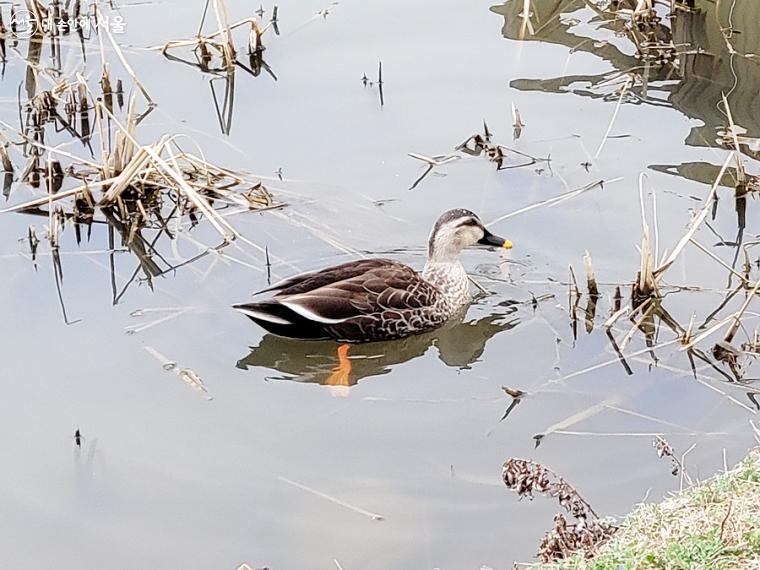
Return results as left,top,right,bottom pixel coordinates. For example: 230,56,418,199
458,218,480,228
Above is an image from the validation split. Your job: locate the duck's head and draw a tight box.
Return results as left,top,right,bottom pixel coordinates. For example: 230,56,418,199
427,209,512,262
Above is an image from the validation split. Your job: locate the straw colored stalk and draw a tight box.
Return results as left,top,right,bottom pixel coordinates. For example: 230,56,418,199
595,76,633,159
583,250,599,297
73,81,239,241
157,18,258,60
211,0,236,69
721,93,746,187
723,279,760,344
0,143,13,172
519,0,535,37
635,176,657,300
0,179,117,214
654,153,735,278
158,17,257,52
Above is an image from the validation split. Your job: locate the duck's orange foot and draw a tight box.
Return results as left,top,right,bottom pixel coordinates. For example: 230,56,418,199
325,344,353,394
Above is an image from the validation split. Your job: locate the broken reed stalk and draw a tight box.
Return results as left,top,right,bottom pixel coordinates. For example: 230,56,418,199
0,143,12,172
0,179,117,213
690,238,750,285
634,177,657,303
249,18,264,54
604,305,629,329
98,13,154,106
87,92,238,241
159,0,267,78
24,0,45,27
0,116,101,169
211,0,236,70
654,152,735,278
488,178,621,226
519,0,534,37
160,16,257,51
197,0,212,36
583,250,599,297
568,264,580,304
723,278,760,344
650,175,660,265
582,251,599,332
680,314,738,351
594,75,632,159
721,93,745,186
630,152,735,311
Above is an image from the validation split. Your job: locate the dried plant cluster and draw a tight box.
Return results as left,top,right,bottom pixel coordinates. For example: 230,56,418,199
0,0,101,66
160,0,277,77
603,146,760,385
407,120,549,190
652,435,684,477
457,122,545,171
526,448,760,570
502,2,760,390
503,458,617,562
156,0,279,133
608,0,680,66
0,0,283,314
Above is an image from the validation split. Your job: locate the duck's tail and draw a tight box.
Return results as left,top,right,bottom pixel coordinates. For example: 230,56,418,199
232,301,331,340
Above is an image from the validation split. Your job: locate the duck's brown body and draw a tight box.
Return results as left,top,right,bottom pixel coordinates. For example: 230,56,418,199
234,258,454,342
234,209,511,343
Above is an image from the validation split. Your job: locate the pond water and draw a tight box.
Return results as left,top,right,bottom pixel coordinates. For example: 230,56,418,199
1,0,759,568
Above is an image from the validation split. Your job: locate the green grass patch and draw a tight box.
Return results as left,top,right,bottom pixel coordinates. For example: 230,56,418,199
522,448,760,570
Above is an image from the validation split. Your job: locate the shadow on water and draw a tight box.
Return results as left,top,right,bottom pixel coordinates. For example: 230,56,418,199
236,311,519,387
492,0,760,178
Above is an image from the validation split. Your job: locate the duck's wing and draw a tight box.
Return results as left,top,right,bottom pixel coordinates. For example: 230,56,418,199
276,260,441,323
236,259,443,339
256,258,396,296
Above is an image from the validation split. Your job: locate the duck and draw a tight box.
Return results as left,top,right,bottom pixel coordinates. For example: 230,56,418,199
233,209,512,344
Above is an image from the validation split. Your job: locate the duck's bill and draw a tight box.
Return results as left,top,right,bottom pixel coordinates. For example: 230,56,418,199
477,229,513,250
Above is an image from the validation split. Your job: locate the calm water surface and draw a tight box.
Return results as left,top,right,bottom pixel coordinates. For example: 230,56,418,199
1,0,759,568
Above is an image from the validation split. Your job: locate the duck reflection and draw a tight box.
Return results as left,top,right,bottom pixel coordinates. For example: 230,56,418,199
236,312,518,387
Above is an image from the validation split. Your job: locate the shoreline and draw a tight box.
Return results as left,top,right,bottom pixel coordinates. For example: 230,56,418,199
520,447,760,569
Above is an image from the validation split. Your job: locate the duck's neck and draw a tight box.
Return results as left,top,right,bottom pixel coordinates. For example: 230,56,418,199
422,258,471,307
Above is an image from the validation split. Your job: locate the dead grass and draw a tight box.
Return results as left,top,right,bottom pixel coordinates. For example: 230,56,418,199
519,448,760,570
0,1,285,314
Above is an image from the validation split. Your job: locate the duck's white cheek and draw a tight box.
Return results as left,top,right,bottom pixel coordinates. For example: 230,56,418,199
466,228,482,246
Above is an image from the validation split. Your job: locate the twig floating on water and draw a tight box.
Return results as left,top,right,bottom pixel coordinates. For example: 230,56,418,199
594,75,632,159
533,397,622,447
143,345,213,400
278,476,385,521
511,102,524,140
488,178,623,226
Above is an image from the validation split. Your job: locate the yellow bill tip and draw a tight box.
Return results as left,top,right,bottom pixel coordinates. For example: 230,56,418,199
503,239,513,250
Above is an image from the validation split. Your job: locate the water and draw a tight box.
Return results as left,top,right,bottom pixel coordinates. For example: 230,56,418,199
1,0,759,568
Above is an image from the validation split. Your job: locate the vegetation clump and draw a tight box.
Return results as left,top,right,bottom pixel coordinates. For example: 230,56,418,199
520,449,760,569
